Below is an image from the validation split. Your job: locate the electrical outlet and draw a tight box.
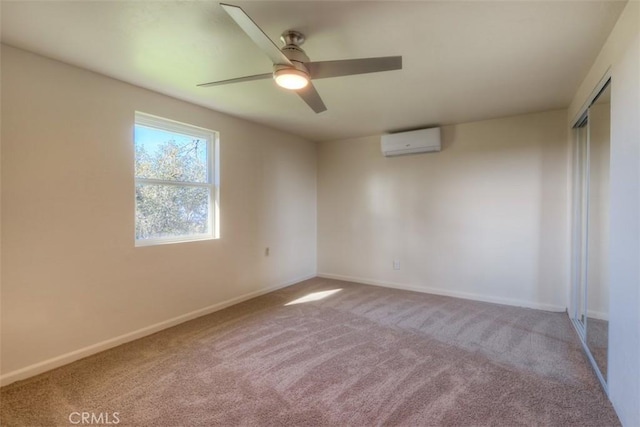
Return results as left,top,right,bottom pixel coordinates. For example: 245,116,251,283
393,259,400,270
265,247,270,256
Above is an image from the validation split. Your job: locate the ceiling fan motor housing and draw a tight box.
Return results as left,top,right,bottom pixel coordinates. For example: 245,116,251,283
280,30,309,63
275,31,310,78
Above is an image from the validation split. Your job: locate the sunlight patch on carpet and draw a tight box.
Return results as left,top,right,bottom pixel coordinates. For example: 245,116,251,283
285,289,342,306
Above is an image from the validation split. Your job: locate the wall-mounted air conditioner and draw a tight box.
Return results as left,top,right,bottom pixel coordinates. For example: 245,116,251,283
381,127,441,157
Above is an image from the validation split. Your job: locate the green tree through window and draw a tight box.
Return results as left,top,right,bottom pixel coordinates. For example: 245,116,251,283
134,113,218,245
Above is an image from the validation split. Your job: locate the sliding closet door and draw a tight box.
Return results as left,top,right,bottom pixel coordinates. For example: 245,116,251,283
585,83,611,380
571,79,611,389
572,120,589,333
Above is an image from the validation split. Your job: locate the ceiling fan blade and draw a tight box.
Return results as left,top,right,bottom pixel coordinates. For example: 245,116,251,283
197,73,272,88
307,56,402,80
296,82,327,113
220,3,292,66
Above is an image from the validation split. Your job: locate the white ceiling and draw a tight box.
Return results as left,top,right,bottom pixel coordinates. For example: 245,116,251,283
0,1,626,142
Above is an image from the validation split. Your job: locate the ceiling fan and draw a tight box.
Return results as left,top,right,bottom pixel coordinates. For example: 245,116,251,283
197,3,403,113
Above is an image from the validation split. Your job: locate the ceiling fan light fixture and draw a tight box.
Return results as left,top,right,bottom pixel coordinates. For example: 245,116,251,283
274,68,309,90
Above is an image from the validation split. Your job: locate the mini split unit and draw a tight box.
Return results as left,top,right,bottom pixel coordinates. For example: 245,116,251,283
381,127,441,157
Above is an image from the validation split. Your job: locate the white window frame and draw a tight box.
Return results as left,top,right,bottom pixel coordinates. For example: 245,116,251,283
134,112,220,247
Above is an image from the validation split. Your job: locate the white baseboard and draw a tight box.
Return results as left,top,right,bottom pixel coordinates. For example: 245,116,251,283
0,273,315,387
317,273,566,313
587,309,609,321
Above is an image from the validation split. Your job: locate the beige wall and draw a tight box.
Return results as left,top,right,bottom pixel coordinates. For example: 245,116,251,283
568,2,639,425
318,110,569,311
0,45,317,381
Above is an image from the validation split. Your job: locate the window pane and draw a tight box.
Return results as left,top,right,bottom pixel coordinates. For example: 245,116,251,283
135,125,208,183
135,184,210,240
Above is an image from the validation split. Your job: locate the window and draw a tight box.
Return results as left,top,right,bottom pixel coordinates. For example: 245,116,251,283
134,112,219,246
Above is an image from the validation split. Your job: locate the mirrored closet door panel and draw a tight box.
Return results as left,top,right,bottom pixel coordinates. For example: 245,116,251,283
573,122,589,331
585,82,611,380
571,79,611,388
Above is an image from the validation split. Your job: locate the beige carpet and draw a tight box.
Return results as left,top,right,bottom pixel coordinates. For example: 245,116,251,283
1,277,619,426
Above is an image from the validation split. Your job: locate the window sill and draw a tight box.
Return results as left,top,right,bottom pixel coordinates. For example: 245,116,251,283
135,234,217,247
